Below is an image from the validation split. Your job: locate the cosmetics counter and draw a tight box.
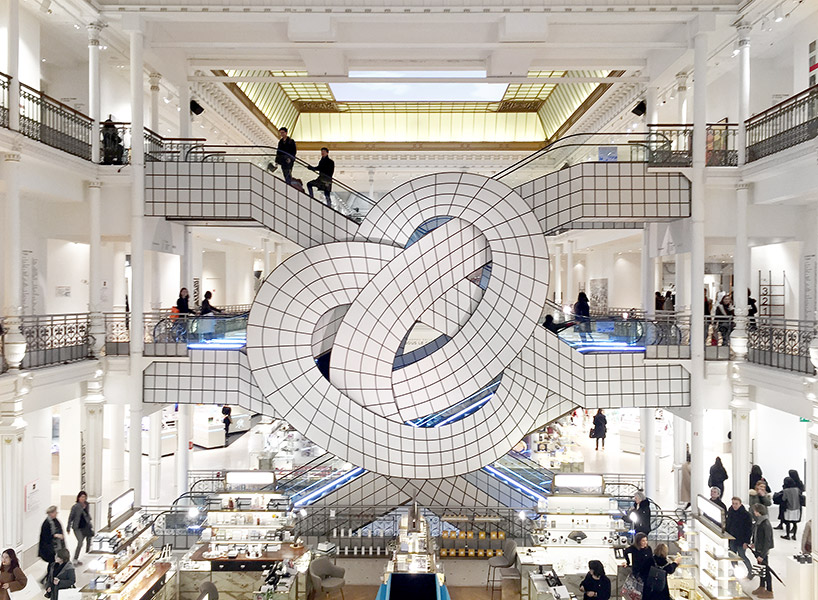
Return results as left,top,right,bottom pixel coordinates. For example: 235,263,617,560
382,504,444,585
177,491,312,600
81,490,177,600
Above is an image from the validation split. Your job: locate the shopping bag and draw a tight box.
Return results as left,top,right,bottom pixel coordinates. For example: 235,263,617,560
621,573,644,600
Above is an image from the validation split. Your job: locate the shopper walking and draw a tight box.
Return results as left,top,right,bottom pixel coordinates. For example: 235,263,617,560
725,497,754,578
776,476,804,540
45,549,75,600
579,560,611,600
714,293,734,345
709,487,727,513
624,492,652,536
176,288,196,314
708,457,728,497
275,127,297,184
592,409,607,451
306,147,335,207
645,543,681,600
574,292,592,342
67,491,94,565
38,506,65,576
221,405,232,438
749,480,772,517
749,465,764,492
751,504,774,598
0,549,27,600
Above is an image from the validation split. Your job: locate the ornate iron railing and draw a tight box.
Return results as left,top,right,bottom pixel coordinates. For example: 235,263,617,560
647,124,738,167
19,313,92,369
19,83,92,160
747,318,816,375
746,85,818,162
0,72,9,129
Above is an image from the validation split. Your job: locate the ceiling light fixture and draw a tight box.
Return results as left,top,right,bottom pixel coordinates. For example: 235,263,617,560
773,4,784,22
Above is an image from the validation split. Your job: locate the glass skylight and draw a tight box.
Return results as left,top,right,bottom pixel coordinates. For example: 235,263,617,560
332,70,506,102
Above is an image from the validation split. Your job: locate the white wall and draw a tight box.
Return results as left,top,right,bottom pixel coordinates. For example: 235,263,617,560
750,241,803,319
0,0,41,87
791,6,818,92
46,239,89,314
751,403,808,496
21,407,55,564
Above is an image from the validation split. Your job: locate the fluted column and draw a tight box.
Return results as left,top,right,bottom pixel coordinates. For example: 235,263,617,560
88,180,105,358
0,375,29,552
3,150,26,369
149,72,161,133
84,369,106,525
87,22,105,163
729,364,751,500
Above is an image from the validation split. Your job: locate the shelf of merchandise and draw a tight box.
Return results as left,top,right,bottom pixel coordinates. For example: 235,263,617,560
97,537,158,575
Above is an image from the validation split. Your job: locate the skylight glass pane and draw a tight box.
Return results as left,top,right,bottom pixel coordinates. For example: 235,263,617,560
333,70,505,102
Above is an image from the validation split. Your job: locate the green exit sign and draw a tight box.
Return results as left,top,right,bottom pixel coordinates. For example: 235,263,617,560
800,417,810,423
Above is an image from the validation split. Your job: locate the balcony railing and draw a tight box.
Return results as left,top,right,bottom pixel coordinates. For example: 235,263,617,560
18,313,92,369
0,72,9,129
646,124,738,167
19,83,93,161
747,318,816,375
746,85,818,162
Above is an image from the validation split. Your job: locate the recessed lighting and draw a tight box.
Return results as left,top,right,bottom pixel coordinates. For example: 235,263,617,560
41,58,46,63
73,23,80,29
216,238,221,242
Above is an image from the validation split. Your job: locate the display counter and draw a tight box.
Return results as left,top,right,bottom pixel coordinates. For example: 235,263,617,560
192,406,252,449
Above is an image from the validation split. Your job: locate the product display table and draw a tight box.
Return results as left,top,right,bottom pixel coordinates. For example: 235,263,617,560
190,543,308,567
517,546,618,600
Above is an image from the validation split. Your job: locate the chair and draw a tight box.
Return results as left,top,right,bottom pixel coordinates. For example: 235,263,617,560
310,556,346,600
486,539,517,590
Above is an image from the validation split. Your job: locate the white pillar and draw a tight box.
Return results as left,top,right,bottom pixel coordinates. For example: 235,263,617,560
690,28,709,510
645,85,659,127
0,376,26,552
175,404,191,499
642,408,657,500
182,226,193,288
88,180,105,358
736,23,751,167
128,27,145,506
150,252,162,311
3,151,26,370
551,243,562,305
149,73,161,133
107,403,126,485
655,254,663,294
673,415,689,505
566,240,575,306
148,409,162,502
7,0,19,131
178,81,190,138
87,22,104,164
805,378,818,600
642,227,653,313
676,72,688,124
274,242,283,271
730,365,751,501
262,238,271,280
675,252,687,312
84,370,106,526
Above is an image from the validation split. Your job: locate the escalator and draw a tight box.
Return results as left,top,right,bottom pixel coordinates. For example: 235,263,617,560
272,454,367,508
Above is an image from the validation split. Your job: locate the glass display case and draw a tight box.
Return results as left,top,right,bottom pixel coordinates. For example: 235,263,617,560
383,503,444,586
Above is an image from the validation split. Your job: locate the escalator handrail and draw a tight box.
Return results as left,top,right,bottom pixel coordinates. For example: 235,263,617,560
184,145,374,208
493,131,665,180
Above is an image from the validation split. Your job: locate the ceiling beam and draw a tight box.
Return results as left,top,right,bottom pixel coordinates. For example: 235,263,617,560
154,41,687,50
190,75,648,84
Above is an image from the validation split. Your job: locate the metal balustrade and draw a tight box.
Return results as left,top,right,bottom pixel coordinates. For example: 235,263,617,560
0,72,8,129
747,318,816,375
19,83,93,160
646,124,738,167
18,313,92,369
746,85,818,162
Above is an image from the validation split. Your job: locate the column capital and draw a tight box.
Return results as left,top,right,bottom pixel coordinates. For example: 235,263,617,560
736,181,749,192
149,72,162,91
675,72,688,91
88,179,102,189
86,21,106,46
736,21,752,43
4,151,21,163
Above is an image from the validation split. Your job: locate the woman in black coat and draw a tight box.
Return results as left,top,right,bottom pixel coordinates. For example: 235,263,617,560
45,549,76,600
579,560,611,600
749,465,763,492
645,544,681,600
624,492,652,536
593,409,607,451
574,292,592,342
624,533,654,582
708,457,728,497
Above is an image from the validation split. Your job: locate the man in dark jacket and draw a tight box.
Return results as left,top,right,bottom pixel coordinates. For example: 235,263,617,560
751,503,774,598
38,505,65,584
307,147,335,207
275,127,297,184
726,497,754,578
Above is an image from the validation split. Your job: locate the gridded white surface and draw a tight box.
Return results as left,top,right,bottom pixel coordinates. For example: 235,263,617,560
247,173,553,478
513,162,691,234
145,161,358,248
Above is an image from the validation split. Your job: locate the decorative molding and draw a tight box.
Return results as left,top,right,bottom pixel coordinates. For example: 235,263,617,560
191,77,278,146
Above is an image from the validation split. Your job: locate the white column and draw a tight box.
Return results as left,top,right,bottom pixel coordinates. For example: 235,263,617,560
690,28,709,510
7,0,19,131
84,370,106,526
128,27,145,506
566,240,575,306
88,180,105,358
642,408,657,500
805,378,818,600
148,409,162,502
107,403,126,485
675,252,687,312
729,365,751,500
87,22,104,164
149,72,161,133
736,23,751,167
673,415,689,505
3,151,26,369
175,404,191,499
676,72,688,124
642,227,654,314
150,252,161,311
182,226,193,288
262,238,271,280
0,376,26,552
552,243,562,305
178,81,191,138
645,85,659,127
655,254,663,294
274,242,283,271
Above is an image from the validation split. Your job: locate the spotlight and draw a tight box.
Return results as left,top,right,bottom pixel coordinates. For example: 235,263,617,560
631,101,647,116
190,100,205,115
187,506,199,518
